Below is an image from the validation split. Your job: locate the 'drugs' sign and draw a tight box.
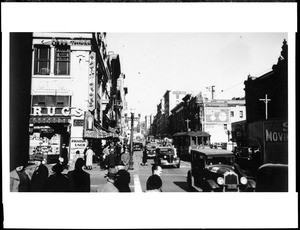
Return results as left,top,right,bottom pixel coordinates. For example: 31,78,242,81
70,137,87,155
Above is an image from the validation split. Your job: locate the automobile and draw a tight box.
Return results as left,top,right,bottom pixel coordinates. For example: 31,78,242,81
133,142,143,151
145,142,158,158
255,163,288,192
154,146,180,168
186,148,256,192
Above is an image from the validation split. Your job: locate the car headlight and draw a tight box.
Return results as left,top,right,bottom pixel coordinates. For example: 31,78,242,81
217,177,224,185
240,176,248,185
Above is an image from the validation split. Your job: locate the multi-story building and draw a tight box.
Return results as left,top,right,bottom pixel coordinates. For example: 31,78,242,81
151,90,187,139
169,92,246,145
232,40,288,165
29,32,126,163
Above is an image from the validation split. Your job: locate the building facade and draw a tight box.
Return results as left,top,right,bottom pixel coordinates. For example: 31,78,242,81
151,90,187,139
29,32,127,163
169,92,246,145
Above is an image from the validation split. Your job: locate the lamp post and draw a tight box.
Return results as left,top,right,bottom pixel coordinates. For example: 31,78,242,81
128,112,134,170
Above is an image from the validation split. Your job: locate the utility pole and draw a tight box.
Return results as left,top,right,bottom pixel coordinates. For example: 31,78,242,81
128,112,134,170
211,85,215,100
259,94,271,120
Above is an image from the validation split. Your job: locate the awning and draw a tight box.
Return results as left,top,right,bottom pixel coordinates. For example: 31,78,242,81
173,131,210,137
83,128,110,139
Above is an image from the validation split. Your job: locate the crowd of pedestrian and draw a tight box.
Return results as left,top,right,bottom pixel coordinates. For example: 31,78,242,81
10,139,164,193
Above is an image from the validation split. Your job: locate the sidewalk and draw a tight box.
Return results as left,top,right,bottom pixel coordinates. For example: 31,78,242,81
35,151,144,192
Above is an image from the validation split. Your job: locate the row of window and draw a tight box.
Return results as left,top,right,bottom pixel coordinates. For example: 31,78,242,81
231,110,244,118
34,45,70,75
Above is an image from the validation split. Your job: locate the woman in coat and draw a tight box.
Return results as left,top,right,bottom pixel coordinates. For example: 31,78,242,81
30,155,49,192
10,165,31,192
68,158,90,192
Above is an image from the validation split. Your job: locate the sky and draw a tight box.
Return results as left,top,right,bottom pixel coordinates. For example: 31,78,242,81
106,33,287,117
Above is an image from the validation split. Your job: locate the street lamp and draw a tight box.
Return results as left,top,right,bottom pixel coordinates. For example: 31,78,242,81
128,111,135,170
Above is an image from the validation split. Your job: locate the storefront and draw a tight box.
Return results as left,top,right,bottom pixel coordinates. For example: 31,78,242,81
29,95,74,164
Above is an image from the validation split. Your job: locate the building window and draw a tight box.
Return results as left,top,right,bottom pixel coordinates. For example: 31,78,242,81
224,124,227,130
34,45,51,75
54,46,70,75
230,111,234,117
239,111,243,118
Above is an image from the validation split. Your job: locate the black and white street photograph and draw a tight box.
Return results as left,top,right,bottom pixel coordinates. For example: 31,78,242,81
2,3,297,229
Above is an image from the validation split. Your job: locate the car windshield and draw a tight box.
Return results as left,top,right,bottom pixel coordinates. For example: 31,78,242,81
206,156,234,165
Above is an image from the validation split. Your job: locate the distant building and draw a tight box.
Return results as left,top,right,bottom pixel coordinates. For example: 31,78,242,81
151,90,187,139
169,92,246,144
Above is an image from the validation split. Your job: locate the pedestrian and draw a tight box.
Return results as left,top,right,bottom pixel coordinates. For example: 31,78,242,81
10,164,31,192
152,164,163,177
60,143,69,170
101,144,110,170
97,167,119,192
146,174,162,192
115,161,131,192
105,142,117,169
115,141,122,164
85,145,95,170
68,158,90,192
83,146,88,167
43,163,70,192
71,150,81,170
30,155,49,192
140,146,148,166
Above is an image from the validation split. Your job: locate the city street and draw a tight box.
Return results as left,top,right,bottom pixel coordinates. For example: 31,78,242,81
31,150,193,192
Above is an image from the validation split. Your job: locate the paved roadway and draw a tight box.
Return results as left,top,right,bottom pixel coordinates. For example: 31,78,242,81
128,150,195,192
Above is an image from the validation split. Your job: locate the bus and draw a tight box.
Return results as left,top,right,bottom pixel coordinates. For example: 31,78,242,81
172,131,211,159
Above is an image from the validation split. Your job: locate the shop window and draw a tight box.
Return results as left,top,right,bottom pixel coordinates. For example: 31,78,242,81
34,45,51,75
54,46,70,75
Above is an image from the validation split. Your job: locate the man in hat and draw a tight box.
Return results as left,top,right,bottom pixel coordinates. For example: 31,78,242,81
43,163,70,192
97,167,119,192
30,155,49,192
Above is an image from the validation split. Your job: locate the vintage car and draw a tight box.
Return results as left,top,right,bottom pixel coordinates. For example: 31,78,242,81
145,142,158,158
255,163,288,192
186,148,256,192
154,146,180,168
133,141,143,151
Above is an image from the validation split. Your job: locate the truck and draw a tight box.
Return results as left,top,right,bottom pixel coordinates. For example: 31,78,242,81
232,119,288,175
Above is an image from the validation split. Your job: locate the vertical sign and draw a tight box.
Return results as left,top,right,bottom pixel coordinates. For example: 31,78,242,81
88,52,96,111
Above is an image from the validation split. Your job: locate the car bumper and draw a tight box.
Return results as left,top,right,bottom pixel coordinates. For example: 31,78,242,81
160,158,180,166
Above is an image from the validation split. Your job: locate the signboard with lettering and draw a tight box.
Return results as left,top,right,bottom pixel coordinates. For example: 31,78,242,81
70,137,87,155
73,119,84,126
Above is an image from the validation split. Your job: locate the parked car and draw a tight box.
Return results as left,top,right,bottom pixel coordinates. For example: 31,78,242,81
186,148,256,192
255,163,288,192
145,142,158,158
133,141,143,151
154,146,180,168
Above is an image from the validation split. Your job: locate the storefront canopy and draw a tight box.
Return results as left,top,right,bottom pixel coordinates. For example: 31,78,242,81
173,131,210,137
